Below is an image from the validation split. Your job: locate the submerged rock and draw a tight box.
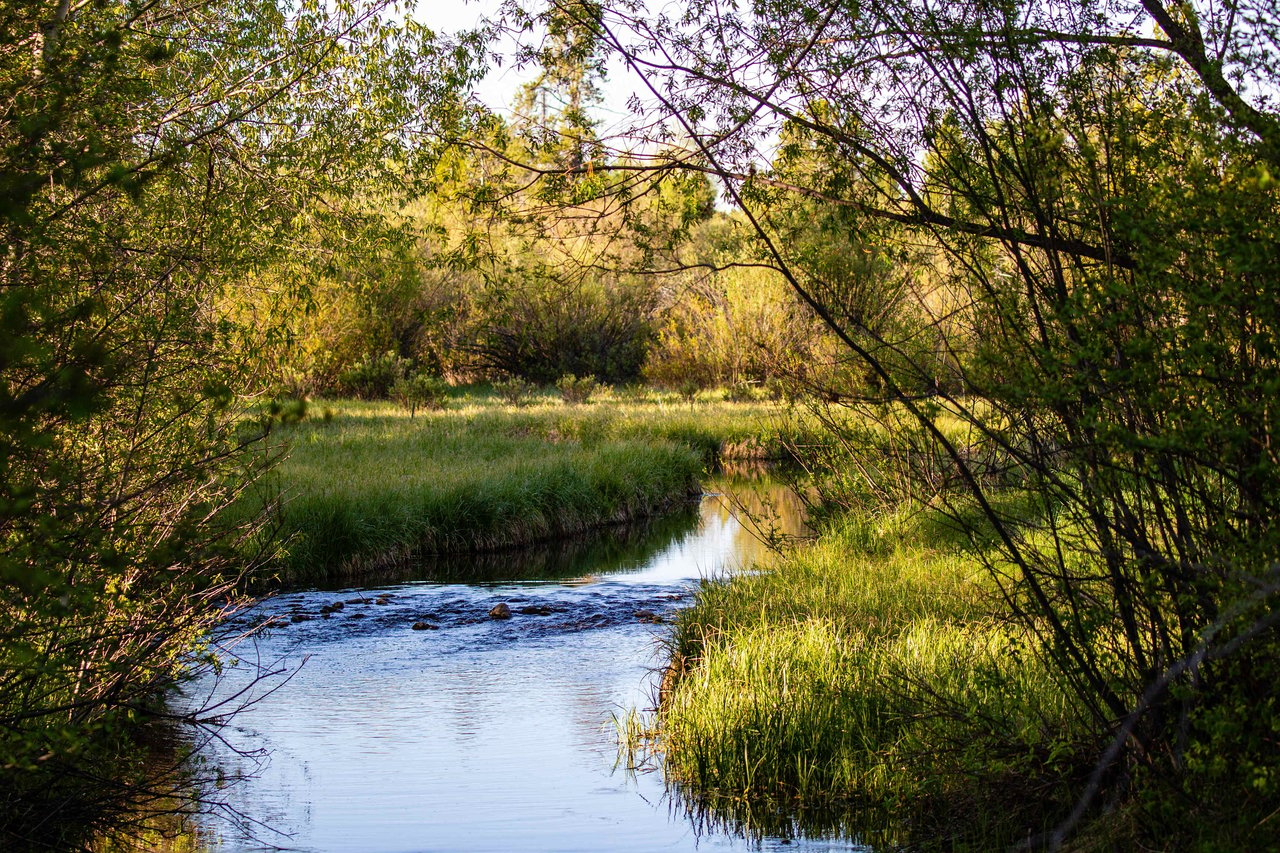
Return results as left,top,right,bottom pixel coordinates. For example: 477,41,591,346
517,605,554,616
489,603,512,620
290,613,310,623
411,621,438,631
634,610,664,624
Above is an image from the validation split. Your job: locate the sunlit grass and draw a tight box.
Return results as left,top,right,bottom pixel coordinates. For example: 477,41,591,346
647,505,1090,844
246,391,814,584
312,390,813,459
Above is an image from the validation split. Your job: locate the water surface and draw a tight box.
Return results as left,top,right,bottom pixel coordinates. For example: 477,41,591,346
186,478,869,852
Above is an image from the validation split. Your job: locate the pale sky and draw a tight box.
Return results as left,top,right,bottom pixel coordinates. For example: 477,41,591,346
419,0,646,129
418,0,527,112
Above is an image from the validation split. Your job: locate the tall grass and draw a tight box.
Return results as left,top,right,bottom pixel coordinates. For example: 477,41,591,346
245,392,811,585
649,506,1092,846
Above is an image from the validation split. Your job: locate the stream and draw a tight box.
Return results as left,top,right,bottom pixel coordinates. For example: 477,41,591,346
183,476,871,852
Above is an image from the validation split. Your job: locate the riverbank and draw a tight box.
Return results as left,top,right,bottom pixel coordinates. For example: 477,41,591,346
178,475,841,853
246,391,806,586
649,502,1091,847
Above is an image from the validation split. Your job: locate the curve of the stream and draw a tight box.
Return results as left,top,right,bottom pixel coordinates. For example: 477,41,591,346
183,479,870,853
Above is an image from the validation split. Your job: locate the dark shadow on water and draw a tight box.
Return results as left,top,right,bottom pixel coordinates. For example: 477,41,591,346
27,707,262,852
302,502,704,589
663,765,1060,852
666,785,903,852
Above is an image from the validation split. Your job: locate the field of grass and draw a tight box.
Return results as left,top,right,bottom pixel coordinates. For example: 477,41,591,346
245,389,808,585
640,503,1092,846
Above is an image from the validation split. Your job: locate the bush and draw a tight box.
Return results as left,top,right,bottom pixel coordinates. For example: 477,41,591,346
338,350,410,399
391,372,449,417
556,373,599,405
263,397,309,426
470,273,654,384
677,380,701,406
493,377,537,407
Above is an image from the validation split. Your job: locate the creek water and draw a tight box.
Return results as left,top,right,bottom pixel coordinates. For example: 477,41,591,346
184,476,870,853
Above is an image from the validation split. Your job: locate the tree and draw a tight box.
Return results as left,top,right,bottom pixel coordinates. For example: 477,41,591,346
511,0,609,175
0,0,477,843
513,0,1280,842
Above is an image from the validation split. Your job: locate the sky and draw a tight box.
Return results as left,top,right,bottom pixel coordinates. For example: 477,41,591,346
417,0,648,131
417,0,526,112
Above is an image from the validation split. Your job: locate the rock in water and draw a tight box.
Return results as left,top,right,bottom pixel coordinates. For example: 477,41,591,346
489,602,512,620
411,621,438,631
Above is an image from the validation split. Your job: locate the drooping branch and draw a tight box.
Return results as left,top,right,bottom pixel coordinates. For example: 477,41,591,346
1139,0,1280,163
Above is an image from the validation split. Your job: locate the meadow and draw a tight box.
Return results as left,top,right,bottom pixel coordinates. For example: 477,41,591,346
247,388,810,585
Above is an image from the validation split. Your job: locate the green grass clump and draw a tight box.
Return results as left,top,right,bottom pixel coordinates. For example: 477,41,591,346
253,418,698,584
652,507,1090,846
244,392,815,585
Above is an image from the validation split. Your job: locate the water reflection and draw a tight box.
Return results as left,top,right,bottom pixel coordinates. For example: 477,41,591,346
668,785,892,852
311,506,703,587
172,475,864,853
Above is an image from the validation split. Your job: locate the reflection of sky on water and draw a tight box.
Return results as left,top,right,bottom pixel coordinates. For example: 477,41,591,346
187,481,866,853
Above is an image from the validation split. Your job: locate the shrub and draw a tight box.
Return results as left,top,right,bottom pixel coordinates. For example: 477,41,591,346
556,373,599,405
724,381,759,403
391,372,449,417
263,396,309,426
493,377,537,407
469,273,654,384
338,350,410,399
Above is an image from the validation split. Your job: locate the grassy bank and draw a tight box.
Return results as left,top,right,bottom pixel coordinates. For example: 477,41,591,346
247,391,803,585
645,505,1091,847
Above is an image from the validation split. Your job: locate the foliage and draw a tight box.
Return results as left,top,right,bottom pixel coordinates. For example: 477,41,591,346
510,0,1280,841
556,373,600,404
640,217,836,392
493,377,539,406
391,372,450,417
339,350,413,400
258,130,691,390
0,0,476,842
510,0,608,174
245,211,490,395
468,270,655,383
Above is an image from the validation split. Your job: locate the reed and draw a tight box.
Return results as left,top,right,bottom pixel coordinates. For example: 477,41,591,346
651,506,1090,845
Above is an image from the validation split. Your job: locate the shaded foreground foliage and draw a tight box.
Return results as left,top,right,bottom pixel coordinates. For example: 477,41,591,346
0,0,477,845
